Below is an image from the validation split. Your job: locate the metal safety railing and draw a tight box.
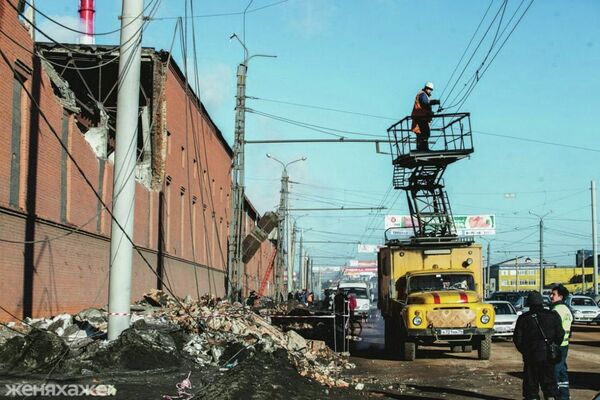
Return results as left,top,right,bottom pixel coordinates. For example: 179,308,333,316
387,112,473,159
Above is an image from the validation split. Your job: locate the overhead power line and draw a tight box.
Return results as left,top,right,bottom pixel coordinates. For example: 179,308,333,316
153,0,290,20
247,96,396,121
444,0,535,110
20,0,156,36
438,0,495,101
475,130,600,153
247,108,387,138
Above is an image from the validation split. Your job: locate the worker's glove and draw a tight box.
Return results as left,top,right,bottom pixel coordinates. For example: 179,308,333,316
430,99,441,105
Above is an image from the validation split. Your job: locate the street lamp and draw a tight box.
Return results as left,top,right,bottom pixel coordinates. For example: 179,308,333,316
529,210,552,293
266,154,307,299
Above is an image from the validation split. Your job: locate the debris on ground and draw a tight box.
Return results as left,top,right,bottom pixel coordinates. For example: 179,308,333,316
0,290,355,391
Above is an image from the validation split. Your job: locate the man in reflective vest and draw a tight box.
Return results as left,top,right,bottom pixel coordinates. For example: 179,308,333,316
550,284,573,400
411,82,441,151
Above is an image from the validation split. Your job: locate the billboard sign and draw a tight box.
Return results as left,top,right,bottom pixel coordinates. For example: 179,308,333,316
357,244,382,253
385,215,496,236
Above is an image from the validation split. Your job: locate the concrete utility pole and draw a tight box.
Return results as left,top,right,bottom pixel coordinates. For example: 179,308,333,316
515,256,520,292
226,35,275,301
297,227,303,290
267,154,306,300
226,60,247,302
592,180,598,295
530,210,551,293
108,0,144,341
309,258,314,292
580,248,586,293
288,221,296,289
275,168,287,302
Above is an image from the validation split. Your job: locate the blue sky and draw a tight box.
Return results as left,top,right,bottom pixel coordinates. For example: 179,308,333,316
35,0,600,268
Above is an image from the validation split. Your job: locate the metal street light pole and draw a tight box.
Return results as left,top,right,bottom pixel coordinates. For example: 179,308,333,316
592,180,598,295
226,34,275,302
267,154,306,300
530,210,552,293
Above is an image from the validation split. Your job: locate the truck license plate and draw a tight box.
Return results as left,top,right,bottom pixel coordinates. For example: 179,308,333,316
440,329,464,335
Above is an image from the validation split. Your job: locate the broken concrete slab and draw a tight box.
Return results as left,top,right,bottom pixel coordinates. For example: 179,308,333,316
0,329,69,373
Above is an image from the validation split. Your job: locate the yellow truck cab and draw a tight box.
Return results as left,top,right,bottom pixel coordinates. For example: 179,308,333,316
378,243,495,361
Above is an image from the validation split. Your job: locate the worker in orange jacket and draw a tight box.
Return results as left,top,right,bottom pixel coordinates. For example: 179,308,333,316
411,82,440,151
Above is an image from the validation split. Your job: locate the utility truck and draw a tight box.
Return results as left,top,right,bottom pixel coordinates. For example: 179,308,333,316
380,111,495,360
378,243,494,360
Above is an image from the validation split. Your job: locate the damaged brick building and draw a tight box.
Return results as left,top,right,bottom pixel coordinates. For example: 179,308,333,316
0,2,275,320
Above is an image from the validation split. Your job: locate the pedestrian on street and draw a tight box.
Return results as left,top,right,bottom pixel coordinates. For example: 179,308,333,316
334,289,347,331
307,292,314,306
410,82,441,151
550,284,573,400
298,289,307,305
246,290,258,307
514,291,564,400
347,292,357,321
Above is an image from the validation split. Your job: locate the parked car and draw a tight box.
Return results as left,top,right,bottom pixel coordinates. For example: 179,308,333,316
566,295,600,324
337,281,371,318
487,291,522,304
488,300,519,338
513,294,551,313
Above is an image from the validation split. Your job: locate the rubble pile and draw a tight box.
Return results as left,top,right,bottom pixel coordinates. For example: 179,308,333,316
149,290,354,387
0,290,354,388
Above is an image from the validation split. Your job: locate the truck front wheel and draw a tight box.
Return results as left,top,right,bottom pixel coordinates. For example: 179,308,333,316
477,336,491,360
403,341,416,361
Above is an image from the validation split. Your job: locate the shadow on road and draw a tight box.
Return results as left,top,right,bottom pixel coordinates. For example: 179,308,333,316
569,372,600,391
571,325,600,333
370,384,513,400
507,371,600,392
369,389,442,400
570,340,600,348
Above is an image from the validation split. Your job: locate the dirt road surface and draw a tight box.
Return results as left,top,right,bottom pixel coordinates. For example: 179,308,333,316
343,314,600,399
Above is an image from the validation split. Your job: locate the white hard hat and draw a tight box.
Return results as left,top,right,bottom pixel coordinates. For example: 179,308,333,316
424,82,434,90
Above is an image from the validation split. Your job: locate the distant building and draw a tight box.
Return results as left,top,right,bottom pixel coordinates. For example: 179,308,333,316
489,257,555,293
490,256,596,294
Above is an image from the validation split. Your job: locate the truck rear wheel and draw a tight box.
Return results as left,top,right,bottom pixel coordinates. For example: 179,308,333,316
477,336,491,360
403,341,416,361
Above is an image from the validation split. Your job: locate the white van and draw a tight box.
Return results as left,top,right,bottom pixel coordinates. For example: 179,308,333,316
338,281,371,318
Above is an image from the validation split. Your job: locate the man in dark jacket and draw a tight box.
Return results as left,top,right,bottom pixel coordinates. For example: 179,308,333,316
514,291,565,400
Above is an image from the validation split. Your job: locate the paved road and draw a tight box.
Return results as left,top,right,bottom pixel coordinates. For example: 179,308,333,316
344,314,600,399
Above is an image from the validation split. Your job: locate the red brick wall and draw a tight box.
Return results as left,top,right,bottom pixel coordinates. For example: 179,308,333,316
0,3,275,321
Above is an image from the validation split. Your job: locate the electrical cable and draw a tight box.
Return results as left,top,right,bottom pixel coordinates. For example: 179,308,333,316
444,0,535,111
7,0,161,59
438,0,494,102
20,0,157,36
153,0,290,20
180,2,202,300
247,109,388,138
188,0,228,295
440,0,509,107
247,96,396,121
474,129,600,153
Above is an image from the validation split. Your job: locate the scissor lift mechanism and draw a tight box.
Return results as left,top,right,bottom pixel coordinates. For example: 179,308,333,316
386,113,473,244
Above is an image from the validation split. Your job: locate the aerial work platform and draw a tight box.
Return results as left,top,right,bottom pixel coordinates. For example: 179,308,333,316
386,113,473,242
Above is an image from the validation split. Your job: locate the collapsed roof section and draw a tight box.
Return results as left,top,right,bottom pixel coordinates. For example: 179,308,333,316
36,43,167,190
